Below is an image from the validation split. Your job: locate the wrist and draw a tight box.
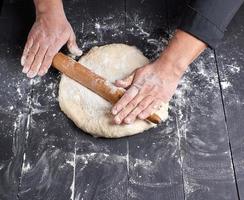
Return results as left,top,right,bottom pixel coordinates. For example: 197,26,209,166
156,29,207,78
155,54,187,79
34,0,65,17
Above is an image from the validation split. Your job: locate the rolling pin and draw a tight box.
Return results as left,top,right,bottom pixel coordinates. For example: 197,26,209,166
52,52,161,124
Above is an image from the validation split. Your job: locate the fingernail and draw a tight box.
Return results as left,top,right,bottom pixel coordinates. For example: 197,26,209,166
22,67,28,73
76,49,83,56
27,71,36,78
112,108,117,115
71,47,83,56
118,80,127,87
38,70,44,76
124,118,132,124
114,116,121,124
21,56,26,66
138,113,145,119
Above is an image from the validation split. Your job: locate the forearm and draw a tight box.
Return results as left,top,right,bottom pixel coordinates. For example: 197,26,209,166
34,0,65,16
157,29,207,77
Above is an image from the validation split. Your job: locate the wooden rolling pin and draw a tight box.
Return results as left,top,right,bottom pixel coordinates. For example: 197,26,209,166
52,52,161,124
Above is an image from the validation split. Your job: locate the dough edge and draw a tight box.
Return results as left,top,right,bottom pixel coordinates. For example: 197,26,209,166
58,44,169,138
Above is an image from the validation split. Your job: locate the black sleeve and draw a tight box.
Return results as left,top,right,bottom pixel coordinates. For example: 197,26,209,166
179,0,244,48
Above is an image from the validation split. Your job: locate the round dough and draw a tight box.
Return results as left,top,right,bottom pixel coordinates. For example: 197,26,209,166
58,44,168,138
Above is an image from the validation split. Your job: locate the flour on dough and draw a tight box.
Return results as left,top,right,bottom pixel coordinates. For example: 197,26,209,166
58,44,168,138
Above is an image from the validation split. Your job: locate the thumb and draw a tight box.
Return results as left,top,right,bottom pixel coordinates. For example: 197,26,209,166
115,72,135,88
67,32,83,57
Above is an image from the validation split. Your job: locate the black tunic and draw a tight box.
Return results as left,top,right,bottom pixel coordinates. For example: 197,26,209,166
179,0,244,48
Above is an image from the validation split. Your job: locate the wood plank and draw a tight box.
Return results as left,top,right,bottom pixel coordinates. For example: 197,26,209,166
18,110,78,200
0,111,27,200
0,1,76,199
215,4,244,200
165,1,239,198
74,136,128,200
69,0,129,199
0,1,34,197
1,0,128,199
125,0,169,59
125,1,185,199
64,0,126,53
175,49,238,199
126,118,185,200
1,1,241,200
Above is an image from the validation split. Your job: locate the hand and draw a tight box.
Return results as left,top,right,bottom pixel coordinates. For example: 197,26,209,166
111,60,182,124
21,9,82,78
111,29,207,125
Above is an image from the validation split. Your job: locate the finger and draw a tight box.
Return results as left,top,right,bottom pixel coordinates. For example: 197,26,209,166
21,37,33,66
115,91,147,124
115,73,135,88
38,44,59,76
67,32,83,56
27,45,48,78
138,99,162,120
124,95,154,124
112,85,139,119
22,41,39,74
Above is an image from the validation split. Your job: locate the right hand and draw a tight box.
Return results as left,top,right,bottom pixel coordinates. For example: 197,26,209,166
21,10,82,78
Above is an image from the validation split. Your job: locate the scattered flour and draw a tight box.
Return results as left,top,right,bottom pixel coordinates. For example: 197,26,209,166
221,81,232,89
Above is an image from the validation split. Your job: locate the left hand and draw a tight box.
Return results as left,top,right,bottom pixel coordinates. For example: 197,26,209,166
111,60,182,124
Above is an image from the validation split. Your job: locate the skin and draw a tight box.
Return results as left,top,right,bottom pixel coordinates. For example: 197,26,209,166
22,0,207,124
112,30,207,124
21,0,82,78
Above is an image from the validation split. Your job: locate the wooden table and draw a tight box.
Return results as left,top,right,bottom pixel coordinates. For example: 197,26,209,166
0,0,243,199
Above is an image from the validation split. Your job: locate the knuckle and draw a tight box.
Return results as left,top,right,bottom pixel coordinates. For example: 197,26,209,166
136,68,142,74
42,61,51,70
144,84,153,91
31,62,41,70
129,101,137,108
138,103,146,110
136,67,144,74
151,85,158,92
35,36,42,43
41,43,49,50
124,92,132,99
27,34,34,41
28,49,36,55
45,52,54,60
128,113,136,120
33,54,42,61
24,60,32,68
22,51,28,56
118,112,126,119
143,110,150,116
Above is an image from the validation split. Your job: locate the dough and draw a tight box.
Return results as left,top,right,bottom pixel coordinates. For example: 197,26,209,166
59,44,168,138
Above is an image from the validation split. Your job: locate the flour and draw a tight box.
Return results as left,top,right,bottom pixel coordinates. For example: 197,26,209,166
221,81,232,89
21,153,31,173
3,11,241,199
68,144,77,200
78,13,168,60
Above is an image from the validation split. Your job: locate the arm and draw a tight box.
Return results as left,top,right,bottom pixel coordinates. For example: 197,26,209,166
112,0,244,124
21,0,82,78
112,30,206,124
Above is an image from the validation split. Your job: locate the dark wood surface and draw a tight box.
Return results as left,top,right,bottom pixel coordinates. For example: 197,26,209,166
215,6,244,200
0,0,243,200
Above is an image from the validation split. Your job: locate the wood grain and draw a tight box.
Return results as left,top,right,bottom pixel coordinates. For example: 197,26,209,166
0,0,243,200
